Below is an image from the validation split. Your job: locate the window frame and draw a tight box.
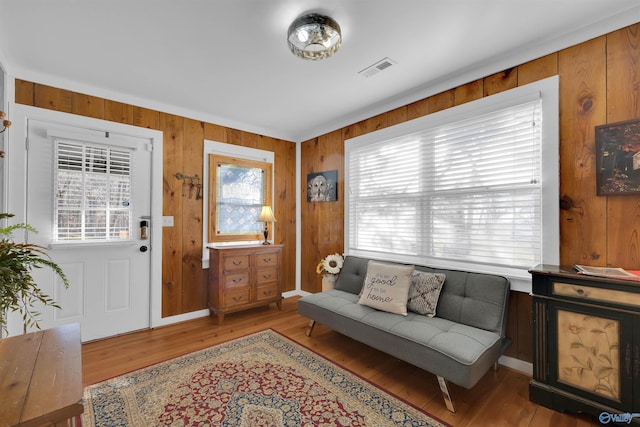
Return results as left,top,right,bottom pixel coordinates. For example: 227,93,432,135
344,76,559,292
53,138,134,244
207,153,273,243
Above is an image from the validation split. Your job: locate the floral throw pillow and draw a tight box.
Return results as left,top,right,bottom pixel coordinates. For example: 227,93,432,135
407,271,446,317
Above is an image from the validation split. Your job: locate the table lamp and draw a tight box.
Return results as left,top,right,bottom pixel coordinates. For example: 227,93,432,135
257,206,277,244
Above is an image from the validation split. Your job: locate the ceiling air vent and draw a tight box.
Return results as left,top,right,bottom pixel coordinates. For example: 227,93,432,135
358,57,396,78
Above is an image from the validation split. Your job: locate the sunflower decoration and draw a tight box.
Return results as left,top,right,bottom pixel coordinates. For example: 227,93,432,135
316,253,345,276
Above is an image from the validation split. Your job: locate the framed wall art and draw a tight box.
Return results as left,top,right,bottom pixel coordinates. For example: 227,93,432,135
307,170,337,202
595,118,640,196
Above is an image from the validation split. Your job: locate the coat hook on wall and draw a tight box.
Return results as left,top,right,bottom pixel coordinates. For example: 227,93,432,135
0,110,13,158
175,172,203,200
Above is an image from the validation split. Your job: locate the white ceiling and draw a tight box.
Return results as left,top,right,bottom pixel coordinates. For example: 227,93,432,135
1,1,639,142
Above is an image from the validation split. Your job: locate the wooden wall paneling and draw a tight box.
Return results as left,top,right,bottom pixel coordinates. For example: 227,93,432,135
284,139,297,292
386,106,408,127
558,36,608,266
454,79,483,106
259,135,275,152
483,68,518,96
181,118,206,312
504,291,532,362
204,122,226,142
429,89,455,113
273,138,296,292
605,25,640,269
504,293,519,359
407,98,429,121
104,100,134,125
300,131,344,293
242,132,260,149
161,113,185,317
132,106,160,130
300,137,318,293
363,113,388,135
517,53,559,86
14,79,35,106
34,84,72,113
343,113,387,141
225,128,242,146
606,25,640,120
71,93,104,119
516,292,532,362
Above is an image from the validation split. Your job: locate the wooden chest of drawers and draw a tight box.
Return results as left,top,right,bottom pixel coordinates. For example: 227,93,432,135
208,245,283,324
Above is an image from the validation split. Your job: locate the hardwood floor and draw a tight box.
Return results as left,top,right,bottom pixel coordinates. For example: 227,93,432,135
82,296,598,426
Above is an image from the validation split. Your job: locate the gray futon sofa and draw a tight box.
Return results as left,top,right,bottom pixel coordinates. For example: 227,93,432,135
297,255,511,412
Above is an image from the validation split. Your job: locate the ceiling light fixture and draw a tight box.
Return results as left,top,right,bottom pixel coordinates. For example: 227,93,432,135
287,13,342,60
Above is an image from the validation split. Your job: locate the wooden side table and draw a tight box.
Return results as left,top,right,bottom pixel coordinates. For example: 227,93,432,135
0,323,83,427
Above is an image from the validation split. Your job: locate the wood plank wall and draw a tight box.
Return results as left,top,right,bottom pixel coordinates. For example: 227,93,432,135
13,81,297,318
300,23,640,363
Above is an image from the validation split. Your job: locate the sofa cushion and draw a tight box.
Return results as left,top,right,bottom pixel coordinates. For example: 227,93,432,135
334,256,369,294
407,271,446,317
357,261,414,316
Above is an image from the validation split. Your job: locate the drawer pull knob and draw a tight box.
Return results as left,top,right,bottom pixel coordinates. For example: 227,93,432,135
233,278,243,283
232,261,243,266
233,296,244,301
263,257,271,262
263,274,271,279
576,288,585,296
263,290,272,295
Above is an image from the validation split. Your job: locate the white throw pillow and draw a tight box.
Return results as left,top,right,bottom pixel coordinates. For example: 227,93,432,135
358,261,414,316
407,271,446,317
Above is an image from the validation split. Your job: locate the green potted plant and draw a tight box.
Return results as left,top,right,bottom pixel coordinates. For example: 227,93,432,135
0,213,69,335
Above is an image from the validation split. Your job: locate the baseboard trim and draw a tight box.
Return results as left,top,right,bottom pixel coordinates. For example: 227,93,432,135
499,355,533,376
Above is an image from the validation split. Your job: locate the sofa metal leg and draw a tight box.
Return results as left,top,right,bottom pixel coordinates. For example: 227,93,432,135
437,376,456,413
493,361,498,371
306,320,316,337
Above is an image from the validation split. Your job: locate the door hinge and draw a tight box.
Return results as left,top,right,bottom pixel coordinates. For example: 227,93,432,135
145,143,153,152
25,136,29,151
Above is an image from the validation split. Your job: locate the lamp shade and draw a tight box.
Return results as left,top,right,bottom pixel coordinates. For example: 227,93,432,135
287,13,341,60
258,206,277,223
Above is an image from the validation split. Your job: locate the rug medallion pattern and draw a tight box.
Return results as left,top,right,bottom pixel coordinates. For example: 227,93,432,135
82,330,447,426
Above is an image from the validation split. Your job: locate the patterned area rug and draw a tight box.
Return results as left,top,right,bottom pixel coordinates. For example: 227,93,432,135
82,329,448,426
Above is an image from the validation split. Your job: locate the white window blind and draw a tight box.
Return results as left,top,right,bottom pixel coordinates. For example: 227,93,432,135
55,140,133,241
346,77,559,286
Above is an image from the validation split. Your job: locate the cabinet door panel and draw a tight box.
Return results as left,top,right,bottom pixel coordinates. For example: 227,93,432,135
549,300,634,410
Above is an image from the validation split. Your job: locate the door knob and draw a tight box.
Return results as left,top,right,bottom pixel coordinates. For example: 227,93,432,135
140,246,148,252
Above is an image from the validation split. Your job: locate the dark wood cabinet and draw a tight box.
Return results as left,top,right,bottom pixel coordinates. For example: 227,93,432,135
529,265,640,423
208,245,283,324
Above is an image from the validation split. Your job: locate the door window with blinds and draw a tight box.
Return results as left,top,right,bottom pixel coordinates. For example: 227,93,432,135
345,77,559,284
54,139,133,242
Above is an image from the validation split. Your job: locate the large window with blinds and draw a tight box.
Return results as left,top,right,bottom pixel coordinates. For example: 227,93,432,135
345,77,559,289
55,139,133,242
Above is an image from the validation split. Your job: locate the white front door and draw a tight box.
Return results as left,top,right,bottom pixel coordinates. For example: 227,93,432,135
24,119,152,342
